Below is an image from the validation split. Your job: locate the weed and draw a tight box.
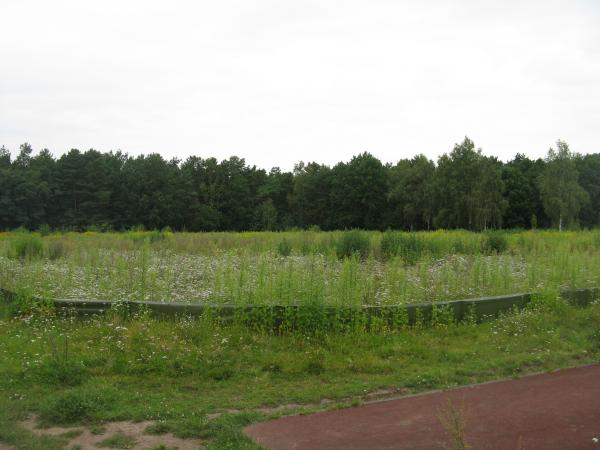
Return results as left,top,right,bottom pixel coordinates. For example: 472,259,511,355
482,232,508,254
304,359,325,375
144,421,171,435
36,358,85,386
45,239,67,260
60,429,83,439
11,233,43,259
35,332,85,386
209,367,234,381
90,425,107,435
277,238,292,257
335,230,370,259
39,389,114,425
437,399,471,450
380,231,425,264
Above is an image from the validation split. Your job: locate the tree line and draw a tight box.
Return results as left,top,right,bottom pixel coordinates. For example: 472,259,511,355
0,137,598,232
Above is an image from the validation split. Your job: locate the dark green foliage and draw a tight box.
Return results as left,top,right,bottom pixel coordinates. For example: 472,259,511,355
434,138,507,230
387,155,435,230
328,152,388,230
335,230,371,259
2,138,600,231
575,153,600,228
501,154,547,229
482,232,509,254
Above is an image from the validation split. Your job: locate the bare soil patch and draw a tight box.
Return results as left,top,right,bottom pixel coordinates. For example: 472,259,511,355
20,416,202,450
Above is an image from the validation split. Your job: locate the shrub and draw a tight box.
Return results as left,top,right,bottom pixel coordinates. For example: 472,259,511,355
277,238,292,257
482,232,508,254
11,234,43,259
336,230,370,259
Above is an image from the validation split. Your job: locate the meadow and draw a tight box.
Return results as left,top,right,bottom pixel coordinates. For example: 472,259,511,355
1,230,600,449
1,229,600,306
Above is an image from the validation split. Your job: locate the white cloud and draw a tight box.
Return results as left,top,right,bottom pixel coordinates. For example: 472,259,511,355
1,0,599,169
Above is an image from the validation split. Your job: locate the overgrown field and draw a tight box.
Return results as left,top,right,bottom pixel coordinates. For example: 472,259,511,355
1,230,600,448
2,230,600,306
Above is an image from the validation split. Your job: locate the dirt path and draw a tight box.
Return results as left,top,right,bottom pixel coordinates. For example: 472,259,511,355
245,363,600,450
19,417,202,450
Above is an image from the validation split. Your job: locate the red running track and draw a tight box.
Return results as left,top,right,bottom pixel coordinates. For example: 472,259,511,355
245,364,600,450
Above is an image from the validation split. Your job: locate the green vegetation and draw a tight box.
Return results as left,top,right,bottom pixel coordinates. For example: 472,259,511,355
2,138,599,232
2,230,600,307
1,229,599,449
10,233,43,260
95,433,136,449
0,291,599,449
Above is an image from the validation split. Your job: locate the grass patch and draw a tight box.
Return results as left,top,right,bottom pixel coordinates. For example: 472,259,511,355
60,428,83,439
2,229,600,307
0,297,598,448
144,421,170,435
95,432,136,449
38,388,116,426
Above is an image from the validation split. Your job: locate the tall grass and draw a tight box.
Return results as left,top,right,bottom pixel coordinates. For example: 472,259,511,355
1,230,600,307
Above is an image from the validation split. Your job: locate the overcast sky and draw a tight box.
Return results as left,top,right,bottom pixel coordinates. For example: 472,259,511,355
1,1,599,170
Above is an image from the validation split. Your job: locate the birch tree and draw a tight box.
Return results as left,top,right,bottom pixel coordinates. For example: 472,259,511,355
538,141,588,231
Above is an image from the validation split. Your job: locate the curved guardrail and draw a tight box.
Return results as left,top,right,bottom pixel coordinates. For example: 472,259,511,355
1,287,598,327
